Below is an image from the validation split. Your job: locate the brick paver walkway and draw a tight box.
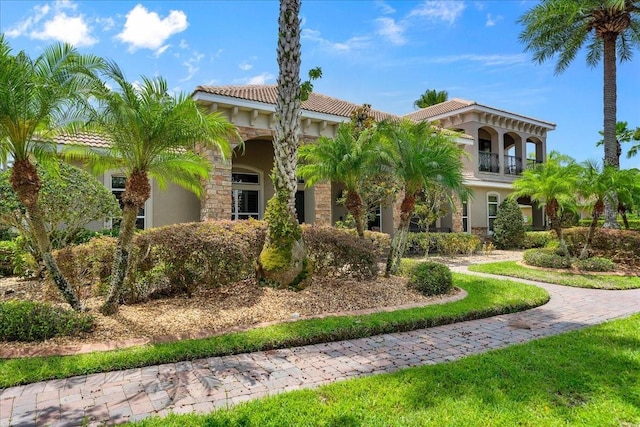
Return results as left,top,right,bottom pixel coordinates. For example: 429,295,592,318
1,268,639,426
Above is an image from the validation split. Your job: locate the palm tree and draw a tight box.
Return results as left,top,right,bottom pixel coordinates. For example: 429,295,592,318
67,62,238,315
616,168,640,229
0,35,104,311
511,152,580,257
518,0,640,229
298,123,382,238
576,160,620,258
378,119,468,276
257,0,308,288
414,89,449,109
597,121,640,161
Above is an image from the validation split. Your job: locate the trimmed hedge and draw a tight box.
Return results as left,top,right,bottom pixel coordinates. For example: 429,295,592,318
54,221,382,303
407,261,453,296
523,248,572,269
563,227,640,268
523,231,556,249
405,232,481,257
574,257,616,272
0,301,94,342
578,218,640,231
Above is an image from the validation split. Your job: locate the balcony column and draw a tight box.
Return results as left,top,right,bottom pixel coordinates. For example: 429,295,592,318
516,133,526,173
497,129,505,176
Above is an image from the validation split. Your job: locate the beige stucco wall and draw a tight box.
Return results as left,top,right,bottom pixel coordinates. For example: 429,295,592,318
152,182,201,227
466,187,514,231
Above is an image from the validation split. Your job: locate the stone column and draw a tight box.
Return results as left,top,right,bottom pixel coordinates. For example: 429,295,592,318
313,181,332,226
200,149,232,221
451,194,464,232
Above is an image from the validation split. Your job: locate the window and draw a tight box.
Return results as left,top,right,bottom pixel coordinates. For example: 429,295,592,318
462,198,469,233
111,176,146,229
487,194,499,233
368,205,382,232
231,170,261,220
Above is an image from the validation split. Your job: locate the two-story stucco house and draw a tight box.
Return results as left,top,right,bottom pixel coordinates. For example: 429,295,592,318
5,85,554,236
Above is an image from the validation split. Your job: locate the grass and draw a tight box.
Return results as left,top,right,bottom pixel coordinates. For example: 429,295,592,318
0,273,549,388
468,261,640,290
130,313,640,426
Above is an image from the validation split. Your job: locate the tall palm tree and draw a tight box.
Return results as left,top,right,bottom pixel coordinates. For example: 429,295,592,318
0,35,103,311
597,121,640,161
518,0,640,229
378,119,468,276
257,0,308,288
511,151,580,256
298,123,382,238
413,89,449,109
67,62,238,315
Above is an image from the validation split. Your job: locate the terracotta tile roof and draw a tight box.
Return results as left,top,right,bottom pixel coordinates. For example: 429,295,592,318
403,98,475,122
404,97,555,127
55,133,112,148
194,84,397,122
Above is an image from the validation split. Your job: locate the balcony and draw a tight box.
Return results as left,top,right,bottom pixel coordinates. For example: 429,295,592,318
478,151,500,173
527,158,543,169
504,155,523,175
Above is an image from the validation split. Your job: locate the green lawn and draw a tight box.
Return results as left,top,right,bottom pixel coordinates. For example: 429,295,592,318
0,273,548,388
131,314,640,426
468,261,640,290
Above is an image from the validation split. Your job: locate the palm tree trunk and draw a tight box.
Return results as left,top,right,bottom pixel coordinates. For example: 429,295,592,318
602,32,620,229
10,160,82,311
257,0,307,288
101,205,138,315
385,194,415,277
618,203,630,230
345,190,365,238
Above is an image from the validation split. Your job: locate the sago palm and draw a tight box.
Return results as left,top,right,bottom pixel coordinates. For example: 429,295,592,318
67,62,238,314
512,151,580,256
0,35,104,311
378,119,468,276
519,0,640,228
298,123,383,238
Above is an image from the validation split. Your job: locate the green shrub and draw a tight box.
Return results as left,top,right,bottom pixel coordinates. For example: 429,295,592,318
54,221,383,302
493,198,526,249
405,232,481,257
304,226,379,279
578,218,640,231
574,257,616,272
563,227,640,268
522,231,555,249
407,261,453,296
0,240,15,276
0,301,94,342
523,248,572,269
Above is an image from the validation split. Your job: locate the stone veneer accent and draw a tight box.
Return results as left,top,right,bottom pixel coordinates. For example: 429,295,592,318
200,149,232,221
451,195,463,233
313,182,332,226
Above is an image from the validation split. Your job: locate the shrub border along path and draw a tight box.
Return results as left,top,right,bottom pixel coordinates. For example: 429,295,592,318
2,269,639,426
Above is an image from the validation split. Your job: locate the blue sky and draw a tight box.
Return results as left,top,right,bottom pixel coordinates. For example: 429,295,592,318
1,0,638,169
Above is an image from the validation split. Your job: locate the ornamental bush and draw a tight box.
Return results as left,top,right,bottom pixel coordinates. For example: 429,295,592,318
523,248,572,269
492,198,525,249
0,162,121,255
54,220,382,303
574,257,616,272
405,232,481,257
563,227,640,268
0,240,15,276
407,261,453,296
523,231,555,249
0,301,94,342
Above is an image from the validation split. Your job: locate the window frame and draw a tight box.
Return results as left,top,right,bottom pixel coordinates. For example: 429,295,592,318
231,166,263,220
487,192,499,234
105,172,152,230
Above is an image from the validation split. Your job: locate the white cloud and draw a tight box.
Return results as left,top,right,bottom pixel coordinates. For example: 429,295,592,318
6,1,96,46
154,44,171,57
235,72,275,85
31,11,96,46
428,53,528,67
408,1,466,24
302,28,371,53
239,62,253,71
96,16,115,31
179,39,189,49
485,13,503,27
180,51,204,82
375,1,396,15
375,17,406,45
116,4,188,54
